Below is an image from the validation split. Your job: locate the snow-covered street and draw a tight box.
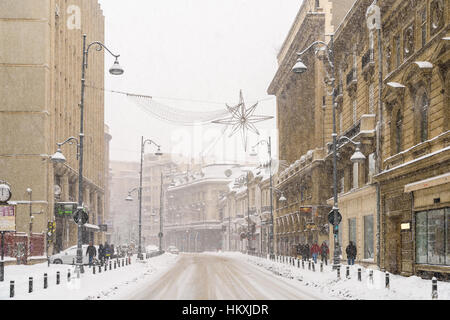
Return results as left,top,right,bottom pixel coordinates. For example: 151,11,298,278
128,253,334,300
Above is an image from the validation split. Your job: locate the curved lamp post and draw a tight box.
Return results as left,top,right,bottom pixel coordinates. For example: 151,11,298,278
51,35,123,276
292,37,366,268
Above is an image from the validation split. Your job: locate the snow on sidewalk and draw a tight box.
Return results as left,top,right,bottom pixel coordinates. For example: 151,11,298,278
214,252,450,300
0,253,179,300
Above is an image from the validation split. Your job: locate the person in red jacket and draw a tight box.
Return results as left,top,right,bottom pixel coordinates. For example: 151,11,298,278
310,242,320,263
320,241,329,265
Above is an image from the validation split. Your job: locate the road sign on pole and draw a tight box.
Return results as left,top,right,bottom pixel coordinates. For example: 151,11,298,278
328,209,342,225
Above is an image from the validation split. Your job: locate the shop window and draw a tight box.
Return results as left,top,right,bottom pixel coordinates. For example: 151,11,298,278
348,218,357,245
415,208,449,265
364,215,374,259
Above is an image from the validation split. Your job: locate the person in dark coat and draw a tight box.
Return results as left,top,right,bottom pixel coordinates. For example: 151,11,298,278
104,243,111,261
86,242,97,266
345,241,357,265
303,243,310,261
98,244,105,265
320,241,329,265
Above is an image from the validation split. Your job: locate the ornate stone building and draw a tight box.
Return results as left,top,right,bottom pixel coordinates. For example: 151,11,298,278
374,0,449,278
165,164,243,252
267,0,354,256
0,0,108,253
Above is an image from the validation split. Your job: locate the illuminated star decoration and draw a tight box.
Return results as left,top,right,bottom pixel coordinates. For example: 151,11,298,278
212,90,273,151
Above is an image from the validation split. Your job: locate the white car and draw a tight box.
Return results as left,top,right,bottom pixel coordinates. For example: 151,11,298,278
50,245,99,265
167,246,179,254
145,245,159,254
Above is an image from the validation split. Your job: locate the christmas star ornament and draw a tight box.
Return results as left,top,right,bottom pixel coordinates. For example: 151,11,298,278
212,90,273,151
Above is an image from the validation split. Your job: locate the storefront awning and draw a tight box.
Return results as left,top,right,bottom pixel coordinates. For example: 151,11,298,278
404,172,450,193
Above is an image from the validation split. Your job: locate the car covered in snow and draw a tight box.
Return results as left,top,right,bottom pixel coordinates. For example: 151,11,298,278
167,246,179,254
49,245,99,265
145,245,159,254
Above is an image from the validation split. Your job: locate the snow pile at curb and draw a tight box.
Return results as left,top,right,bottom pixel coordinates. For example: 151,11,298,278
214,252,450,300
0,253,179,300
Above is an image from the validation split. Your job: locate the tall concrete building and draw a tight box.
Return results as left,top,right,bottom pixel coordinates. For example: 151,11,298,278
109,161,140,246
0,0,108,254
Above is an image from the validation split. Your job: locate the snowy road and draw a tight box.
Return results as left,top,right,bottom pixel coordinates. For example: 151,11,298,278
129,253,325,300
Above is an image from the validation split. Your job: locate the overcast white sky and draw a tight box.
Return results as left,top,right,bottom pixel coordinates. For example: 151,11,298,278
98,0,304,164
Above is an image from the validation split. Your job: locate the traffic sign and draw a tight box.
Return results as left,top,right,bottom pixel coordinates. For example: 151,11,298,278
158,232,163,238
73,209,88,225
328,209,342,225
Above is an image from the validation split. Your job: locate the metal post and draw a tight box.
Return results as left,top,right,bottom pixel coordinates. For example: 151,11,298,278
67,269,71,282
308,260,311,270
337,265,341,279
312,262,315,272
138,137,144,260
320,262,323,272
109,261,112,270
93,265,96,274
159,171,164,252
44,273,48,289
114,261,116,269
369,270,374,284
247,172,251,253
268,137,274,257
432,277,438,300
358,268,361,281
10,281,14,298
75,34,88,276
98,265,101,273
29,277,33,293
56,271,60,284
28,189,32,264
385,272,390,289
346,266,350,278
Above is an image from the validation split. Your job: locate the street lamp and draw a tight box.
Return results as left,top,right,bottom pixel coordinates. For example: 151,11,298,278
138,137,163,259
51,35,123,276
250,137,276,258
292,37,344,268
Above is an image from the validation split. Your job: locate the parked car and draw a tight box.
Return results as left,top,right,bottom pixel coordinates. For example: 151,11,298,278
145,245,159,254
167,246,179,254
50,245,99,265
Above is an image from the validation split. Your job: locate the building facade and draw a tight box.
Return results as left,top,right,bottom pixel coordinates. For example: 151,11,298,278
267,0,354,257
0,0,107,254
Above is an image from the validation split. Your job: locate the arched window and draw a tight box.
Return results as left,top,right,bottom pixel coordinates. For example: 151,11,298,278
395,110,403,153
420,93,428,142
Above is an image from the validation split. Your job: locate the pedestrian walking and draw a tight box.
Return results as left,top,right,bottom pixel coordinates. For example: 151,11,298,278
86,242,97,267
98,244,105,265
104,242,111,262
310,242,320,264
345,241,357,265
303,243,310,261
320,241,329,265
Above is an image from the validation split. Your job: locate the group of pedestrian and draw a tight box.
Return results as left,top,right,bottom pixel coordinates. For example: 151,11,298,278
86,242,116,266
292,240,357,266
296,241,329,264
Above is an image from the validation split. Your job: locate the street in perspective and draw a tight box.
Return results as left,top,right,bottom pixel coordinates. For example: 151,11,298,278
0,0,449,304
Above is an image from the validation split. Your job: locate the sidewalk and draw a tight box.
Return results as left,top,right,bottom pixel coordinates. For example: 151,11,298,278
0,253,179,300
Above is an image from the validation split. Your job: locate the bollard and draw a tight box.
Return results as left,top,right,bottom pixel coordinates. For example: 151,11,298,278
297,259,300,268
320,262,323,272
44,273,48,289
98,265,101,273
358,268,361,281
93,266,96,274
385,272,390,289
312,262,315,272
432,277,438,300
126,258,128,266
10,281,14,298
105,263,107,271
122,259,124,267
29,277,33,293
337,265,341,279
67,269,71,282
114,261,116,269
369,270,373,284
308,260,311,270
109,261,112,270
129,257,131,265
57,271,60,285
0,261,4,282
302,260,305,269
346,266,350,278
